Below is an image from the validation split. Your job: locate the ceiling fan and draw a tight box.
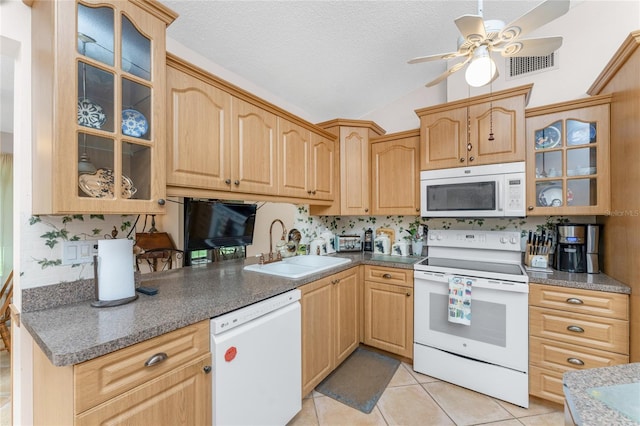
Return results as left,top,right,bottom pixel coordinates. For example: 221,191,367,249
408,0,570,87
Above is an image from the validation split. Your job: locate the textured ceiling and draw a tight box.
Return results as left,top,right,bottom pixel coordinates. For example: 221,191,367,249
161,0,566,122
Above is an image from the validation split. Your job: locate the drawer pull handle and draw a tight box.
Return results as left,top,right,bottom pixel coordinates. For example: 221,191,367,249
567,325,585,333
145,352,169,367
567,357,585,366
382,273,392,279
566,298,584,305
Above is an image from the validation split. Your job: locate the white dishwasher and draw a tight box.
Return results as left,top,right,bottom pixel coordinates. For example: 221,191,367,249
211,289,301,425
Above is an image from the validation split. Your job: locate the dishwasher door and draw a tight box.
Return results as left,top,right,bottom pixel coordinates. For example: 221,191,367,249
212,296,301,425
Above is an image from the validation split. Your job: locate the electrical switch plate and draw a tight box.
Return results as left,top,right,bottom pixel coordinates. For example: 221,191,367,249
61,240,98,265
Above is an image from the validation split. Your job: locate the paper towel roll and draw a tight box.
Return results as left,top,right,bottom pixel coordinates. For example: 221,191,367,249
97,239,135,301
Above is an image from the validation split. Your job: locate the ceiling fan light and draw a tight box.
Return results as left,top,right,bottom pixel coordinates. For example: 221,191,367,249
465,48,497,87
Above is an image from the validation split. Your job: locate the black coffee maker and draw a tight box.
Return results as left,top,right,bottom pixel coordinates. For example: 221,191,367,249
555,224,587,273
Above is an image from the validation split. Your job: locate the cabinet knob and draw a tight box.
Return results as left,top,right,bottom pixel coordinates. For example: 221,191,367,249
144,352,168,367
157,199,165,206
225,179,231,185
566,298,584,305
406,292,411,297
234,180,240,186
567,325,585,333
469,156,475,162
312,190,316,195
307,190,312,195
203,365,212,374
566,357,585,366
528,206,534,211
460,158,465,163
382,273,392,279
364,208,369,213
416,208,420,212
467,143,472,151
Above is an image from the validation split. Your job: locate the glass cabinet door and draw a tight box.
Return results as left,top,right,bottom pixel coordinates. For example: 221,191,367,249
526,98,610,215
75,1,155,204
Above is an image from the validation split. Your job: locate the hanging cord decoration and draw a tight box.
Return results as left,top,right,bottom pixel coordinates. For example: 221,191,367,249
488,79,495,141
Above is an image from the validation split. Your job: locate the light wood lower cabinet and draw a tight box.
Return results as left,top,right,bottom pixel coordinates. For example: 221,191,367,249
362,265,414,359
34,320,212,426
300,267,359,396
529,283,629,404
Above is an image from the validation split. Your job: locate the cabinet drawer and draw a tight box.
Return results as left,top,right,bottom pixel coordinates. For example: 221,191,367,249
530,307,629,354
530,284,628,320
530,336,629,373
364,265,413,287
529,365,565,405
75,320,210,414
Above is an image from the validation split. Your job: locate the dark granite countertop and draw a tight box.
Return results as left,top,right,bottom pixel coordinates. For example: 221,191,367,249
564,363,640,425
21,252,630,367
526,268,631,295
20,253,422,367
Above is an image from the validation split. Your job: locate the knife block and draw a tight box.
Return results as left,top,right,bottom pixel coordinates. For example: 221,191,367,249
524,243,549,268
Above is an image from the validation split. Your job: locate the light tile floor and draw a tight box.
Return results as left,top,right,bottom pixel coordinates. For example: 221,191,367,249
288,362,564,426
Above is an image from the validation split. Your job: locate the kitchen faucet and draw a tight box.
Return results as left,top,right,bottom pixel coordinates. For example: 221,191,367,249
269,219,287,254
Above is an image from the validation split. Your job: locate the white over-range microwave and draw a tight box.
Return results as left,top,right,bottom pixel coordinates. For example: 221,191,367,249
420,161,526,217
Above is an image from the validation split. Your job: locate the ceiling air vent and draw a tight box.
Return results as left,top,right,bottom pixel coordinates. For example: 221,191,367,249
506,52,558,79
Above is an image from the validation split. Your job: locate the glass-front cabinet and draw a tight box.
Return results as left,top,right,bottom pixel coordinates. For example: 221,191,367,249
525,95,612,216
32,0,177,214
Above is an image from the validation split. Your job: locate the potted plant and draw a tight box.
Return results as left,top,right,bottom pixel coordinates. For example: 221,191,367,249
405,218,427,256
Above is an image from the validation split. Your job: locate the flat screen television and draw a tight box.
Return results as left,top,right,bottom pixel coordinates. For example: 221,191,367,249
184,199,257,251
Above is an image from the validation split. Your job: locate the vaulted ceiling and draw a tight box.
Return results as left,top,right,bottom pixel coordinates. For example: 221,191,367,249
161,0,578,123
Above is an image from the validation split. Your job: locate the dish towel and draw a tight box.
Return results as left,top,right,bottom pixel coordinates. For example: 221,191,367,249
448,276,472,326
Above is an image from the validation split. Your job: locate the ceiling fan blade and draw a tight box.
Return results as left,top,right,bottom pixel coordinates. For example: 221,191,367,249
499,0,570,41
408,50,466,64
454,15,487,43
499,36,563,57
425,57,471,88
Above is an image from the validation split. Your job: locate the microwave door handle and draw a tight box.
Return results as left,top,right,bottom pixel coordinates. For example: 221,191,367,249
496,180,503,211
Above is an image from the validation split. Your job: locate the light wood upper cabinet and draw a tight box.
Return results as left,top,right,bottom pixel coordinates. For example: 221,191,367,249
371,129,421,215
300,267,359,396
278,120,336,200
525,95,612,216
416,84,531,170
232,98,278,195
310,119,385,216
166,62,232,191
31,0,177,214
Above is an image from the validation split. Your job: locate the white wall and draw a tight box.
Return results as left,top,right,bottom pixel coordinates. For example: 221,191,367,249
361,1,640,133
2,1,33,424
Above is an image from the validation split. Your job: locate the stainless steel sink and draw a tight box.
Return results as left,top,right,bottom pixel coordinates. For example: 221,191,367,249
243,255,351,279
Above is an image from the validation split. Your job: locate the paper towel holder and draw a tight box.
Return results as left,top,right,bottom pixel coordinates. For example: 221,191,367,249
90,255,138,308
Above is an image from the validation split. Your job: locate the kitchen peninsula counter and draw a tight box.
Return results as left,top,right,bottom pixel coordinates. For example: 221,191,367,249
21,253,421,367
563,363,640,425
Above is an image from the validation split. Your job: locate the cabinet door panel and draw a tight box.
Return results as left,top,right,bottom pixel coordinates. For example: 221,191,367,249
340,127,370,214
166,65,231,190
310,134,336,200
363,281,413,358
371,134,420,215
76,354,211,426
468,97,525,165
420,108,467,170
232,98,278,195
334,268,359,365
279,119,310,198
301,278,334,396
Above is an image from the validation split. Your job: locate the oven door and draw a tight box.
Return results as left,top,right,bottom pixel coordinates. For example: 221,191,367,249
420,174,505,217
414,270,528,372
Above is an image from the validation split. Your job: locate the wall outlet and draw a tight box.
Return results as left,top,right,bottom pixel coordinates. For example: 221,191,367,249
62,240,98,265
